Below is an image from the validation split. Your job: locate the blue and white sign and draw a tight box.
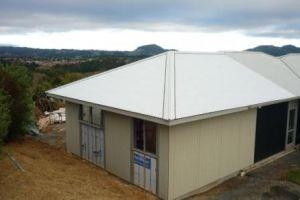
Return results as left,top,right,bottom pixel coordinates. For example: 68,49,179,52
133,151,156,194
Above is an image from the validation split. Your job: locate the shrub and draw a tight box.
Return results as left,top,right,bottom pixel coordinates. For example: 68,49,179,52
0,89,11,152
0,64,33,140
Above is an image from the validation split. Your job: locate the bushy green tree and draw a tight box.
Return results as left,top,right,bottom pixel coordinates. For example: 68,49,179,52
60,72,84,85
0,64,33,140
0,89,11,152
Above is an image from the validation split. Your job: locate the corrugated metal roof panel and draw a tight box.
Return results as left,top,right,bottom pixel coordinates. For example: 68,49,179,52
47,53,167,119
280,54,300,79
47,51,300,124
174,52,294,119
227,52,300,95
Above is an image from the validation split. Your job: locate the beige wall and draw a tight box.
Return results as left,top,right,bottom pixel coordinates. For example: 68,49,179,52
65,101,81,156
158,125,169,199
168,109,257,199
104,112,170,199
65,102,257,199
104,111,132,182
65,103,170,199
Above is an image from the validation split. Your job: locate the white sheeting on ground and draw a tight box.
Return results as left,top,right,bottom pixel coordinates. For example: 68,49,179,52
44,107,66,124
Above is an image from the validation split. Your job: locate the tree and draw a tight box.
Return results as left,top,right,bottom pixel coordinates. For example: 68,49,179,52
0,64,33,140
60,72,84,85
0,89,11,152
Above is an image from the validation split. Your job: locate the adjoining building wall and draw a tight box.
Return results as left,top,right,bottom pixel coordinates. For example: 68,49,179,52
157,124,169,199
65,101,81,156
168,109,257,199
104,111,132,182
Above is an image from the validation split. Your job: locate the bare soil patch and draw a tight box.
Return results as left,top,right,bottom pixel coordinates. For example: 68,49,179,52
0,138,156,200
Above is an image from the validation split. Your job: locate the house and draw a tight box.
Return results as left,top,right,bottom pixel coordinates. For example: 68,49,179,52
46,51,300,200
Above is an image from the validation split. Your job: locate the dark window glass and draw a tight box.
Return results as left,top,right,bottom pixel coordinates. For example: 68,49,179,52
91,107,102,126
79,105,83,120
289,109,296,130
134,119,144,150
81,105,90,122
145,121,156,154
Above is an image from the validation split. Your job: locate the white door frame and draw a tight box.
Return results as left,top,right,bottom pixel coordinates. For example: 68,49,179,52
286,101,298,149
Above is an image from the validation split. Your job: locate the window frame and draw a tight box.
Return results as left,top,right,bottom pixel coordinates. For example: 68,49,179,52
91,107,104,127
79,104,104,129
132,119,157,157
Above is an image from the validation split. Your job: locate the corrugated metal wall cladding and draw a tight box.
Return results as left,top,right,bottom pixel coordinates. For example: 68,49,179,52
65,102,80,156
168,109,256,199
157,125,169,199
104,111,132,182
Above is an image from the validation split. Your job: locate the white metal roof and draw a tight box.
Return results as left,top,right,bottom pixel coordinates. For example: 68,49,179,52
47,51,300,125
280,54,300,79
227,52,300,95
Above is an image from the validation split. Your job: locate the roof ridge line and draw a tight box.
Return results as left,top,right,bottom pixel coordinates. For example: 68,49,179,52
279,53,300,58
279,57,300,80
162,51,176,120
162,53,168,119
173,51,177,119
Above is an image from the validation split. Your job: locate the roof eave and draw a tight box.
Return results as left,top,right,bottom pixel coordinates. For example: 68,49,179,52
169,96,299,126
47,93,299,127
46,92,170,126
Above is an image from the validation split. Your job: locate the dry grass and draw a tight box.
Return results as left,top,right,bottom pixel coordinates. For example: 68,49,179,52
0,138,157,200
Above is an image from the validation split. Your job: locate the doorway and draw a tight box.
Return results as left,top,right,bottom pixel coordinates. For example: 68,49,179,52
80,123,105,167
79,105,105,167
286,101,298,149
132,119,157,194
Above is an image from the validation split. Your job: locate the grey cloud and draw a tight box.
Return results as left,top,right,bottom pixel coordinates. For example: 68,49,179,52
1,0,300,38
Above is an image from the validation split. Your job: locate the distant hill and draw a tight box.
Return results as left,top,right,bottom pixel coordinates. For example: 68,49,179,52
130,44,167,56
246,45,300,56
4,43,299,59
0,44,170,59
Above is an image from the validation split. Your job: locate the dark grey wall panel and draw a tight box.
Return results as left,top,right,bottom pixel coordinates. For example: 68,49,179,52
254,102,288,162
296,100,300,144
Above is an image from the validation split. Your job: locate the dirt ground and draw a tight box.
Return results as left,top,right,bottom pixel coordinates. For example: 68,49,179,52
4,125,300,200
0,138,157,200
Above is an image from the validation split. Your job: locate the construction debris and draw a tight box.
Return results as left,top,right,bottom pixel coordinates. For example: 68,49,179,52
44,107,66,124
37,107,66,130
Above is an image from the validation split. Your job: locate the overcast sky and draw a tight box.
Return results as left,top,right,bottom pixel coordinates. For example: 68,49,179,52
1,0,300,51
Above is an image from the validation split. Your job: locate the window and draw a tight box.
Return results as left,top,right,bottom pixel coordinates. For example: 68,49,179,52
145,121,156,154
133,119,156,155
288,109,296,130
91,107,103,126
80,105,103,127
80,105,90,122
134,119,144,150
